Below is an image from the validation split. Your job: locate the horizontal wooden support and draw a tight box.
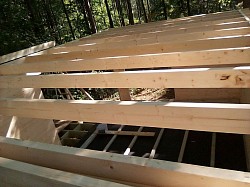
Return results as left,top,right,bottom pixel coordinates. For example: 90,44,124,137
0,137,249,187
97,130,155,136
0,41,55,64
20,35,250,62
72,21,250,47
1,47,250,75
0,157,127,187
84,11,242,40
1,67,250,89
46,27,250,54
0,99,250,134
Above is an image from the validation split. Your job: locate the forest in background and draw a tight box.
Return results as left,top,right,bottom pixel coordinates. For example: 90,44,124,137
1,0,249,56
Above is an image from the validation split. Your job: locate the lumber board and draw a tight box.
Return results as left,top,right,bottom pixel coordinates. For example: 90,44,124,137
0,157,128,187
0,42,60,145
19,35,250,63
1,67,250,89
0,99,250,134
97,130,155,136
0,88,60,144
75,21,249,44
82,11,242,39
0,137,249,187
0,41,55,64
45,27,250,53
1,47,250,75
114,69,131,101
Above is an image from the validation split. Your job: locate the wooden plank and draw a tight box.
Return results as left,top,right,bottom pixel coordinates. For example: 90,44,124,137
80,11,242,40
124,127,143,155
99,130,155,136
0,137,249,187
16,35,250,63
1,99,250,134
77,21,248,44
114,70,131,101
210,133,216,167
0,41,55,64
45,27,250,53
178,131,189,162
149,128,164,159
103,125,124,152
1,47,250,75
0,157,128,187
1,67,250,89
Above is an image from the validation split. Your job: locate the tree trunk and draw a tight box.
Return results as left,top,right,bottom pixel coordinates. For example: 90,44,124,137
48,0,62,43
140,0,148,23
104,0,114,28
24,0,40,38
162,0,167,20
146,0,151,22
61,0,76,39
126,0,134,25
136,0,141,23
76,0,91,34
84,0,97,33
187,0,191,16
115,0,125,26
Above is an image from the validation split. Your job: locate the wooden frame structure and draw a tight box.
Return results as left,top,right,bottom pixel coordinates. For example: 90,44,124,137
0,9,250,186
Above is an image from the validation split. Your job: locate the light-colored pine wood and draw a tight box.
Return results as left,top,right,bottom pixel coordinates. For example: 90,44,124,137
1,98,250,134
80,11,242,40
18,35,250,63
1,47,249,75
1,68,250,89
0,41,55,64
98,130,155,136
77,21,248,44
0,42,60,145
0,137,249,187
114,70,131,101
43,27,250,53
0,157,129,187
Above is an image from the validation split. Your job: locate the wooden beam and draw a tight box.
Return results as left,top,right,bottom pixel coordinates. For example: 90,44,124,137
0,157,128,187
0,41,55,64
81,11,242,40
0,137,249,187
1,67,250,89
17,35,250,63
42,27,250,54
77,21,248,44
98,130,155,136
1,47,250,75
0,99,250,134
